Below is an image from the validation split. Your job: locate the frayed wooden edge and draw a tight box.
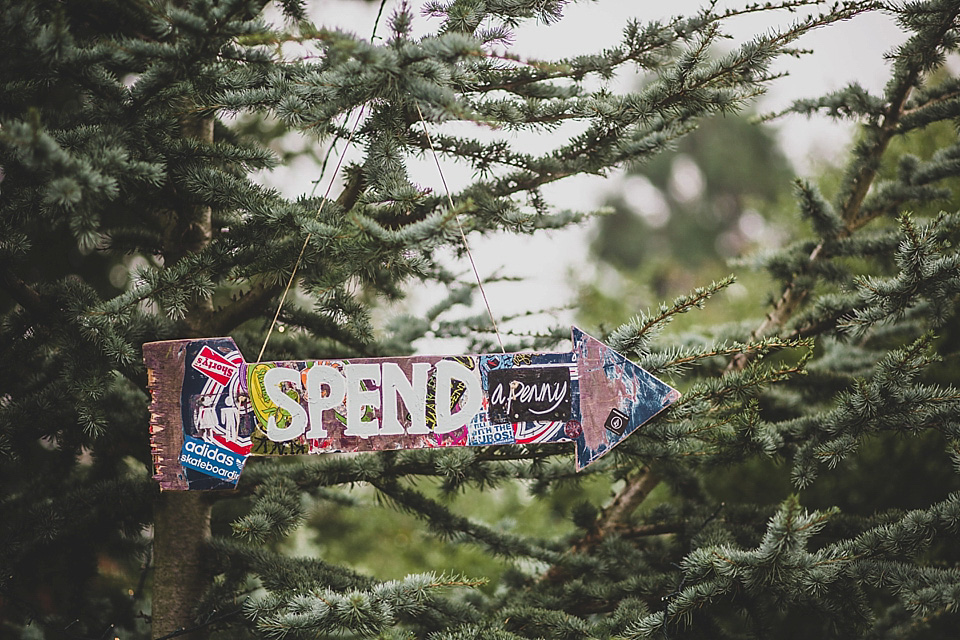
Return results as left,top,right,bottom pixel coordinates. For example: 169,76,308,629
144,339,192,491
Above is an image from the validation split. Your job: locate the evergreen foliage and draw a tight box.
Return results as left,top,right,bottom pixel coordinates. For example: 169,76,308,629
2,0,960,639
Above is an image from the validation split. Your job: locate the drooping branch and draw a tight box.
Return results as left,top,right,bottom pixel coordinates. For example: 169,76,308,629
207,280,280,337
0,266,49,317
727,7,959,371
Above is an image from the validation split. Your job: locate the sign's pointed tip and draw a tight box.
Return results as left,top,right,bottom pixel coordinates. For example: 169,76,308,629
572,326,680,471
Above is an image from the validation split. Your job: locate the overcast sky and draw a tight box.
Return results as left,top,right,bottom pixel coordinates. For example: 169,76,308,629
267,1,910,343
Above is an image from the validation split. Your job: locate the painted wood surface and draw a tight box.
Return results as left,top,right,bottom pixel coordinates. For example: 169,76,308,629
143,328,680,490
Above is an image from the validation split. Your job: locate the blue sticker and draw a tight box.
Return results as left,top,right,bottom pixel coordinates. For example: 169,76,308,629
179,434,246,484
468,420,515,445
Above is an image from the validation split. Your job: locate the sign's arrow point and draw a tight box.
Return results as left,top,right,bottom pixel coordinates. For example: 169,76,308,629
572,328,680,471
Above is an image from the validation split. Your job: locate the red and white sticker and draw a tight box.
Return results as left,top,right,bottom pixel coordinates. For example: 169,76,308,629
192,345,239,386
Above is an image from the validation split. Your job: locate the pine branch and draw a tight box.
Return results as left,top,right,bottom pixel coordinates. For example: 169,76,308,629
206,280,279,337
608,277,736,357
542,465,663,586
728,2,960,372
0,266,50,317
372,478,564,565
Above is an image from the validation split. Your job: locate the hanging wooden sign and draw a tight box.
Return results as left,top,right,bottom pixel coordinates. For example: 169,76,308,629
143,328,679,490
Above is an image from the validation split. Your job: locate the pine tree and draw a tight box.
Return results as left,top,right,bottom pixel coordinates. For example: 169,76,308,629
2,1,960,640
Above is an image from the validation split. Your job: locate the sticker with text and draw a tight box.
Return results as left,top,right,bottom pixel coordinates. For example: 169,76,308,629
191,345,240,386
488,366,571,424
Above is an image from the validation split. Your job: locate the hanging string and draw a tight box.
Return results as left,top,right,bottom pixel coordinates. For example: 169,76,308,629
258,0,505,360
256,0,390,363
256,101,368,363
414,101,505,354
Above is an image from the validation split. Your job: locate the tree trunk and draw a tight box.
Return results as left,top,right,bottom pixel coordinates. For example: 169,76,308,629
152,106,216,639
152,492,212,639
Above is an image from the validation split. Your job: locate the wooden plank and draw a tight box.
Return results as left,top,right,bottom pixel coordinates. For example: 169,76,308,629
143,328,680,490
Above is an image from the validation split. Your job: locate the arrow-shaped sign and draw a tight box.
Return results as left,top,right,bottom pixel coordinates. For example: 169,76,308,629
143,328,680,490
